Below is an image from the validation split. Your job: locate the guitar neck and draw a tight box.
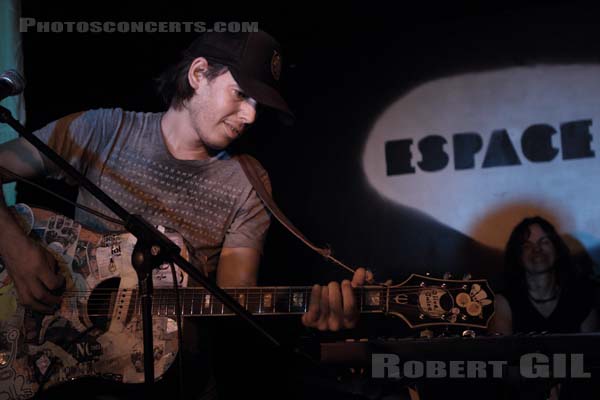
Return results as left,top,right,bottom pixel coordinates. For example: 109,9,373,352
135,286,387,317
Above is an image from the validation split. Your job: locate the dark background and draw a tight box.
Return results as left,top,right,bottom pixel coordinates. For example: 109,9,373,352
19,0,600,286
14,1,600,398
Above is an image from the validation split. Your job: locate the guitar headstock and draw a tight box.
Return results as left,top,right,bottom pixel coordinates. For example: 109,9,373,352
385,273,495,329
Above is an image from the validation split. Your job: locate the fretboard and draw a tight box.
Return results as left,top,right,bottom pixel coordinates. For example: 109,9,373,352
130,286,387,317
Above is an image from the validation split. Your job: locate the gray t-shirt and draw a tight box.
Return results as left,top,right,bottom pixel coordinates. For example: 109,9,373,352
34,108,271,275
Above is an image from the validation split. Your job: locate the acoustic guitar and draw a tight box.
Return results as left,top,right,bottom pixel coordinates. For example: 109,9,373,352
0,204,494,399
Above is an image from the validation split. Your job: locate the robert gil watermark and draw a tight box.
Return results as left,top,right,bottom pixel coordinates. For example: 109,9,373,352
19,19,259,34
372,353,591,379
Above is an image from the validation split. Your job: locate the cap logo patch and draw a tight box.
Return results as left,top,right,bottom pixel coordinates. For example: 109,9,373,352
271,50,282,81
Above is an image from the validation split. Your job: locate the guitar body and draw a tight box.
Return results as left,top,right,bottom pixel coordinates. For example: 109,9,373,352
0,205,189,399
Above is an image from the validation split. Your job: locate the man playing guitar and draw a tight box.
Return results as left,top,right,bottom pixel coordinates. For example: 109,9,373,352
0,30,370,399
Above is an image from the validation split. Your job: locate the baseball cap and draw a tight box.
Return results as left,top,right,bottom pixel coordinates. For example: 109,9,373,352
185,30,294,125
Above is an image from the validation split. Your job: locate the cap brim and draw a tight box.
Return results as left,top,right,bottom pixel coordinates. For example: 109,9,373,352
230,68,295,126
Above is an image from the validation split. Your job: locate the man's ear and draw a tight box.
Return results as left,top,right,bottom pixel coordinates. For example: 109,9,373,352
188,57,209,90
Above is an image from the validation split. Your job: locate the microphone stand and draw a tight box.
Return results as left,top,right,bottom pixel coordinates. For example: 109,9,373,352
0,106,282,394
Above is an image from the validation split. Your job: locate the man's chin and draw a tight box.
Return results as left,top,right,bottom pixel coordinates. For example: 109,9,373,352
205,139,231,154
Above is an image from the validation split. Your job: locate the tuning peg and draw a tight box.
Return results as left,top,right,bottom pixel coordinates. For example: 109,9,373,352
443,272,452,280
462,273,472,281
462,330,476,338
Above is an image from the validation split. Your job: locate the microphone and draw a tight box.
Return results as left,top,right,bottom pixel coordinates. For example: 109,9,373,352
0,69,25,102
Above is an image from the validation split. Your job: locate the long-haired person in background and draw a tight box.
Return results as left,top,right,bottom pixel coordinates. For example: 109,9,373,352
490,216,599,400
491,216,597,335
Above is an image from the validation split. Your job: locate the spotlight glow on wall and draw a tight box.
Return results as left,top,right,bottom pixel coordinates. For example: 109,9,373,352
362,65,600,259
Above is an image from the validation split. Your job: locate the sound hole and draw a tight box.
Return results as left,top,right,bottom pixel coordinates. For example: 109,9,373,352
88,277,120,331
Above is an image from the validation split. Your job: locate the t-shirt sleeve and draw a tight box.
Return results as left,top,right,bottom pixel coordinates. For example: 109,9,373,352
223,160,272,252
33,108,123,181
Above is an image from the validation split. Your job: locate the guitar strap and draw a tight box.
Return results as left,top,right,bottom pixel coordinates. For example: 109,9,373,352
236,154,356,275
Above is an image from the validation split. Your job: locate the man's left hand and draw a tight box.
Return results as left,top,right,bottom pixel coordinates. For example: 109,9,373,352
301,267,373,331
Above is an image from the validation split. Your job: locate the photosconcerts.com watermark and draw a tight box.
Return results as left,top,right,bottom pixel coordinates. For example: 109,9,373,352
372,353,591,379
19,18,258,34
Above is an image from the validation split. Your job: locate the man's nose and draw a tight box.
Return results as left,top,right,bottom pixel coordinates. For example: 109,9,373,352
239,100,257,124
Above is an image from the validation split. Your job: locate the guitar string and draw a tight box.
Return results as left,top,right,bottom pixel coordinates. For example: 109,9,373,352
65,295,482,308
61,289,481,304
81,308,490,318
0,165,125,225
61,283,485,290
82,302,485,314
61,289,485,307
58,287,489,312
82,302,478,317
62,289,483,300
60,285,479,294
71,290,489,315
81,302,426,315
63,288,490,311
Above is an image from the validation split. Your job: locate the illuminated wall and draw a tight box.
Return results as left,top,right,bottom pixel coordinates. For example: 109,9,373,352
363,65,600,265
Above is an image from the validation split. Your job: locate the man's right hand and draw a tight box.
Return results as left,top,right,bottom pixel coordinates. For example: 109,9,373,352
0,179,64,313
3,239,64,313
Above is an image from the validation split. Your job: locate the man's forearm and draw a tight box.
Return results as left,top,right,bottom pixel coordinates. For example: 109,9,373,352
0,200,31,260
0,190,64,312
0,138,46,255
216,247,260,287
0,138,46,183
